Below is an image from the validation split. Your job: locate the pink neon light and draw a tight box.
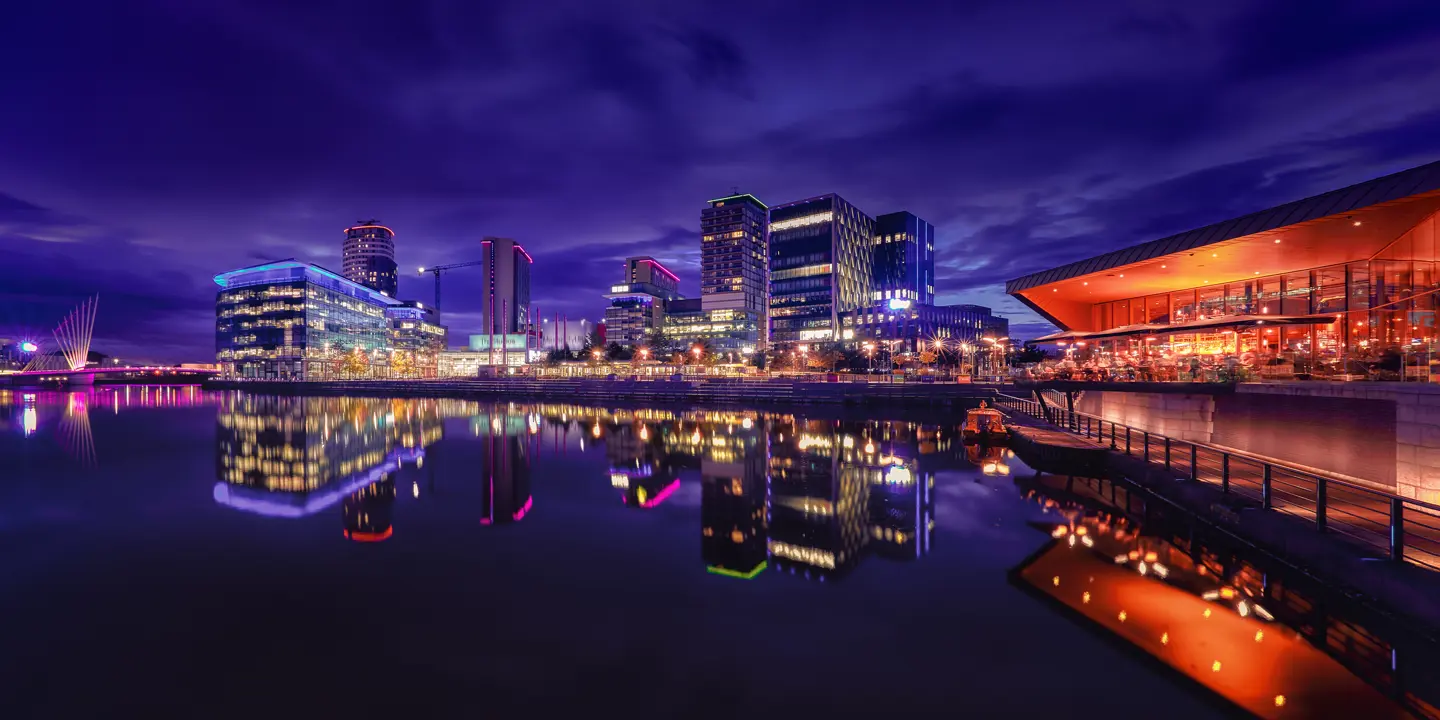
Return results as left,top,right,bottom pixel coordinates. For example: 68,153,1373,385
480,518,491,525
640,479,681,508
512,495,534,521
346,224,395,236
640,258,679,283
514,244,534,264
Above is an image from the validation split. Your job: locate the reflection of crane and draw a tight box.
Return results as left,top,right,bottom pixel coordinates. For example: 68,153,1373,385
417,261,484,321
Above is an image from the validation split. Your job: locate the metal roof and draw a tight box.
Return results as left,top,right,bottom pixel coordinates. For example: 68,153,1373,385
1005,159,1440,294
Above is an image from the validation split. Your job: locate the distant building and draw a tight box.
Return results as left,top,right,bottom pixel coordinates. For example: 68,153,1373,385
663,298,762,357
213,260,447,380
872,211,935,307
604,256,683,348
538,317,596,353
342,221,398,297
769,194,875,344
843,302,1008,352
479,237,534,340
702,193,770,348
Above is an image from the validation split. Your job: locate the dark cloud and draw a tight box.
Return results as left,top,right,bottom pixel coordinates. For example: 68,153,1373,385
2,0,1439,359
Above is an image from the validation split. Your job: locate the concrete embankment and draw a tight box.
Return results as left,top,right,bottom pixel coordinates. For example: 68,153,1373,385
1009,420,1440,639
202,377,1003,407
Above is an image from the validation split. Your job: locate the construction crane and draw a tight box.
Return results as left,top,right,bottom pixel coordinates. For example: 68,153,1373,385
417,261,484,321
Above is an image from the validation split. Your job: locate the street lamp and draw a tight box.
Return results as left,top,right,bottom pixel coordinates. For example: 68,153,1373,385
639,347,649,361
863,342,875,373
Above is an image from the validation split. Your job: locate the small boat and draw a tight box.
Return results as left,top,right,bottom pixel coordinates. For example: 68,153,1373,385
963,401,1008,442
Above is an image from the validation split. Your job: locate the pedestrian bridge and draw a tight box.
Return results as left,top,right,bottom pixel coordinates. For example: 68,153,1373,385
3,366,220,386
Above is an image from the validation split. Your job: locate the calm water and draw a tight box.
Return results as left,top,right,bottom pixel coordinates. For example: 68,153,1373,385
0,386,1425,718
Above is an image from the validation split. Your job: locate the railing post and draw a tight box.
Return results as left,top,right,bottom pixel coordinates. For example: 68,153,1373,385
1221,454,1230,494
1391,498,1405,563
1315,477,1327,532
1125,427,1131,455
1190,444,1198,482
1143,432,1150,462
1164,437,1171,471
1109,422,1117,450
1262,464,1273,510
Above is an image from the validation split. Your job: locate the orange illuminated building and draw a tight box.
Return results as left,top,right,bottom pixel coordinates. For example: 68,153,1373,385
1007,160,1440,380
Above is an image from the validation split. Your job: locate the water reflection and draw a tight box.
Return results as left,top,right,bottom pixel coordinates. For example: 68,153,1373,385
212,395,441,526
1012,472,1438,719
1,385,212,465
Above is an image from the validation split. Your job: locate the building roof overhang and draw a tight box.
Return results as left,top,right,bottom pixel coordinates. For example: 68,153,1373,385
1006,160,1440,331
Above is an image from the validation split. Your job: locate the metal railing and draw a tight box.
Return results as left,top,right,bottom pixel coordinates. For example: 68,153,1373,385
996,392,1440,571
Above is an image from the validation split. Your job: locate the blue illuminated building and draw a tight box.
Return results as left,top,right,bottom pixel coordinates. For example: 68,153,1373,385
214,259,446,380
873,211,935,306
604,256,684,348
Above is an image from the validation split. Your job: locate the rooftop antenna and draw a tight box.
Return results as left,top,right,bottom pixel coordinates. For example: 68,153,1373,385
730,186,740,195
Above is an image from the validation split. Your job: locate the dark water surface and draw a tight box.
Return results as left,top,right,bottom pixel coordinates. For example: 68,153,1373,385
0,387,1423,718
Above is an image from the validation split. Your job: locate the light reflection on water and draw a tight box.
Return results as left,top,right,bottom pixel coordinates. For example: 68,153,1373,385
1,387,1434,718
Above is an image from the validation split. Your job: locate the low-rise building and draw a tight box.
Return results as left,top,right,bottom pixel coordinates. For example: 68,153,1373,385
214,260,446,380
842,301,1008,352
662,299,762,357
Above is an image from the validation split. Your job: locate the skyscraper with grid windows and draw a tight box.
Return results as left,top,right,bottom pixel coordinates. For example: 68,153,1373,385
701,193,769,349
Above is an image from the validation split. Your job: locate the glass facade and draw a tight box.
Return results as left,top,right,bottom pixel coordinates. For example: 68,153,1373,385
663,305,762,355
215,261,448,380
769,194,875,344
1080,209,1440,380
843,302,1008,351
341,223,398,297
702,194,769,348
872,211,935,306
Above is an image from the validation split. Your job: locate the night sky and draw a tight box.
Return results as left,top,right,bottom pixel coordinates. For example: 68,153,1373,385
4,1,1440,363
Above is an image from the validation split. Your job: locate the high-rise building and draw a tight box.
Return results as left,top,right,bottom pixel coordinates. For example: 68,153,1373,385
342,221,398,297
872,211,935,306
702,193,770,348
479,237,533,337
604,256,683,348
769,194,875,344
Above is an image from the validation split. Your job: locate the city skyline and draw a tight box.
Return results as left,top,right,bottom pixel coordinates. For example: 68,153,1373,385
3,2,1440,362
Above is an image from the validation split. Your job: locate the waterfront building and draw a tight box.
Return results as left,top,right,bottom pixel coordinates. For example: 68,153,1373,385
479,237,534,339
342,221,398,297
662,299,762,357
215,260,426,380
872,211,935,307
538,318,596,353
1007,159,1440,381
386,301,446,377
769,194,875,344
604,256,683,348
843,302,1009,352
702,193,770,348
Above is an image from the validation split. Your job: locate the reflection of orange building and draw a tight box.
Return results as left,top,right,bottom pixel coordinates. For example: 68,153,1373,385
1009,160,1440,380
1013,540,1407,719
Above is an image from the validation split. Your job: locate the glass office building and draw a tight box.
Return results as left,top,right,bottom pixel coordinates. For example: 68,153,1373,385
872,211,935,307
769,194,875,344
662,299,761,356
215,260,432,380
702,193,770,348
1007,160,1440,381
843,302,1008,352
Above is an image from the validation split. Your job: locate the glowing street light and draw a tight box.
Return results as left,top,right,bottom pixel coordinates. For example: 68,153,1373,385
639,347,650,360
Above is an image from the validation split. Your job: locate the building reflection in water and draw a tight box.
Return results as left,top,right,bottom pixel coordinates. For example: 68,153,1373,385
474,409,533,525
581,408,948,581
344,477,396,542
213,395,444,536
1011,472,1433,719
